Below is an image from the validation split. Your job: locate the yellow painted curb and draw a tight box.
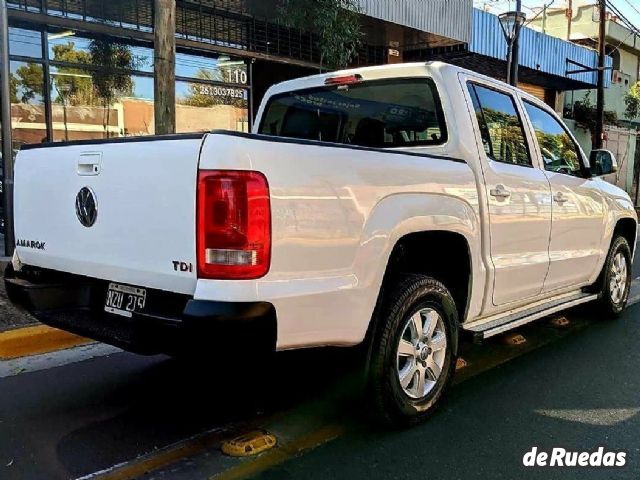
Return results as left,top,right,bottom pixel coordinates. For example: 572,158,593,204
0,324,91,360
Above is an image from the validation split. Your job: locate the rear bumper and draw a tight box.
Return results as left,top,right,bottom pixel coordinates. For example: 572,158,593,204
4,265,277,356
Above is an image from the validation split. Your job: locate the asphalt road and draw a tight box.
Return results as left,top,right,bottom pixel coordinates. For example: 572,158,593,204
0,245,639,480
0,343,365,479
251,303,640,480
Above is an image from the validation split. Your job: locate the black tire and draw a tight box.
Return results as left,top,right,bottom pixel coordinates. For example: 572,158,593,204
597,236,632,317
368,274,458,427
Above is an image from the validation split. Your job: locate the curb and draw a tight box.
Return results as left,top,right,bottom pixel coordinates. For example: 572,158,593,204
0,324,92,360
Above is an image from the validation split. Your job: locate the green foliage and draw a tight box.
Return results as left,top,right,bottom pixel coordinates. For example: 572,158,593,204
12,63,44,103
89,40,138,136
51,42,95,105
624,81,640,121
572,92,618,135
47,40,139,137
477,108,529,164
88,40,137,106
278,0,363,70
9,72,18,103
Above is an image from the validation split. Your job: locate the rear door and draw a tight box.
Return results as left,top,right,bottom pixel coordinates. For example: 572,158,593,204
465,80,552,306
522,101,606,291
14,136,203,295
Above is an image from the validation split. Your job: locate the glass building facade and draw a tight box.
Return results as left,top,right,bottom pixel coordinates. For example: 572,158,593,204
7,25,250,150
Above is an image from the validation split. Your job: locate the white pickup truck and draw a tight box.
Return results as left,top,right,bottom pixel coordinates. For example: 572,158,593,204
5,62,637,426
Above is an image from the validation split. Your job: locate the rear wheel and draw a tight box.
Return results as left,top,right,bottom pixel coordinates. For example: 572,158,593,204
368,275,458,427
597,236,632,317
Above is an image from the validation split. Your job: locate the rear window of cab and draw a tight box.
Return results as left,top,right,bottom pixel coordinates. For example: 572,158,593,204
258,78,448,149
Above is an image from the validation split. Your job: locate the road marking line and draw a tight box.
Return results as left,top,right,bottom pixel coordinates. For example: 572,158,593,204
211,424,346,480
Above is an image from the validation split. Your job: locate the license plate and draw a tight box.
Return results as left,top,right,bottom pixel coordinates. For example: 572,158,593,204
104,283,147,318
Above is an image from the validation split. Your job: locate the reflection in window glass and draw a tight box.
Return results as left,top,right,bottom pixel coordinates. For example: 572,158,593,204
10,61,47,148
50,65,154,141
524,102,583,177
0,113,3,248
469,84,531,167
48,33,92,59
7,0,40,13
9,27,42,58
176,80,249,133
48,33,152,72
176,53,247,85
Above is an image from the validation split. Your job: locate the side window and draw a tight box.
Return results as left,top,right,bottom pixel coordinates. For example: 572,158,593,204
468,83,531,167
523,102,584,177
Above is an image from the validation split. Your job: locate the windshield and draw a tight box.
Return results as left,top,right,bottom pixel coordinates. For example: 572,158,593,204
258,78,447,148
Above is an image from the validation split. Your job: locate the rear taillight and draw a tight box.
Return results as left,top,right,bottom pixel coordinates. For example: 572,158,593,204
324,74,363,86
197,170,271,280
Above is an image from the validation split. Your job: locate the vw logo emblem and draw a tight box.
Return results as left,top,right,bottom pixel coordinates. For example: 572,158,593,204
75,187,98,228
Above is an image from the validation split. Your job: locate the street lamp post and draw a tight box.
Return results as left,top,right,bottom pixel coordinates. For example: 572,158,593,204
498,7,526,86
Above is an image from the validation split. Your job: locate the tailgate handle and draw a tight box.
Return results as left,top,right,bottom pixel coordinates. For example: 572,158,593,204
78,152,102,176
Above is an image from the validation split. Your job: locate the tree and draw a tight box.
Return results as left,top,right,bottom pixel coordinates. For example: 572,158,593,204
50,42,95,106
47,40,138,138
9,73,18,103
88,39,138,137
571,92,618,147
49,42,96,140
14,63,44,103
624,81,640,121
277,0,363,70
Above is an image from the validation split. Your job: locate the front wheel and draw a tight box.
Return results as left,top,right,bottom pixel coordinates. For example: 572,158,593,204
598,236,632,317
368,275,458,427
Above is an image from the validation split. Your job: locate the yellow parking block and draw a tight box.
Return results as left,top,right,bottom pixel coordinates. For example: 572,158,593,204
0,324,91,360
221,430,277,457
502,332,527,346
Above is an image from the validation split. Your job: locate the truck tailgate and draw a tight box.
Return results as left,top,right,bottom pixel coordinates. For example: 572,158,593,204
13,136,204,295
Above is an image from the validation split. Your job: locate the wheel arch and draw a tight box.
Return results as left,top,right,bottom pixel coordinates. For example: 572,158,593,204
356,192,483,329
381,230,473,323
613,217,637,257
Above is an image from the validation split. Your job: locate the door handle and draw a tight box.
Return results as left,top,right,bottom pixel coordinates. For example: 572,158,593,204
553,192,568,204
490,185,511,199
78,152,102,176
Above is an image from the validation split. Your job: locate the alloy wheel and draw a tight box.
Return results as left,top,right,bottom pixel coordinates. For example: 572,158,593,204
610,251,628,305
396,307,447,399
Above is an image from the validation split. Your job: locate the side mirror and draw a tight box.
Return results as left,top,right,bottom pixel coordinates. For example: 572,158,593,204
589,149,618,176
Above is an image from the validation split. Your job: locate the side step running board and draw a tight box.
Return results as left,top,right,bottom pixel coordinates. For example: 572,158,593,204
464,292,599,341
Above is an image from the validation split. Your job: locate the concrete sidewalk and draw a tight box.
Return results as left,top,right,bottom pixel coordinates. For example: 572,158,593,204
0,256,37,331
0,283,37,331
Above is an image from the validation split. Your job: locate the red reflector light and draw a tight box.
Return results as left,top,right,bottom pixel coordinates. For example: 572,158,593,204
197,170,271,280
324,74,363,86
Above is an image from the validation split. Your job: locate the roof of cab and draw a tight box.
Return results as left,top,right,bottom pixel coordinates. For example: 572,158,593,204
262,60,547,110
266,61,450,95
